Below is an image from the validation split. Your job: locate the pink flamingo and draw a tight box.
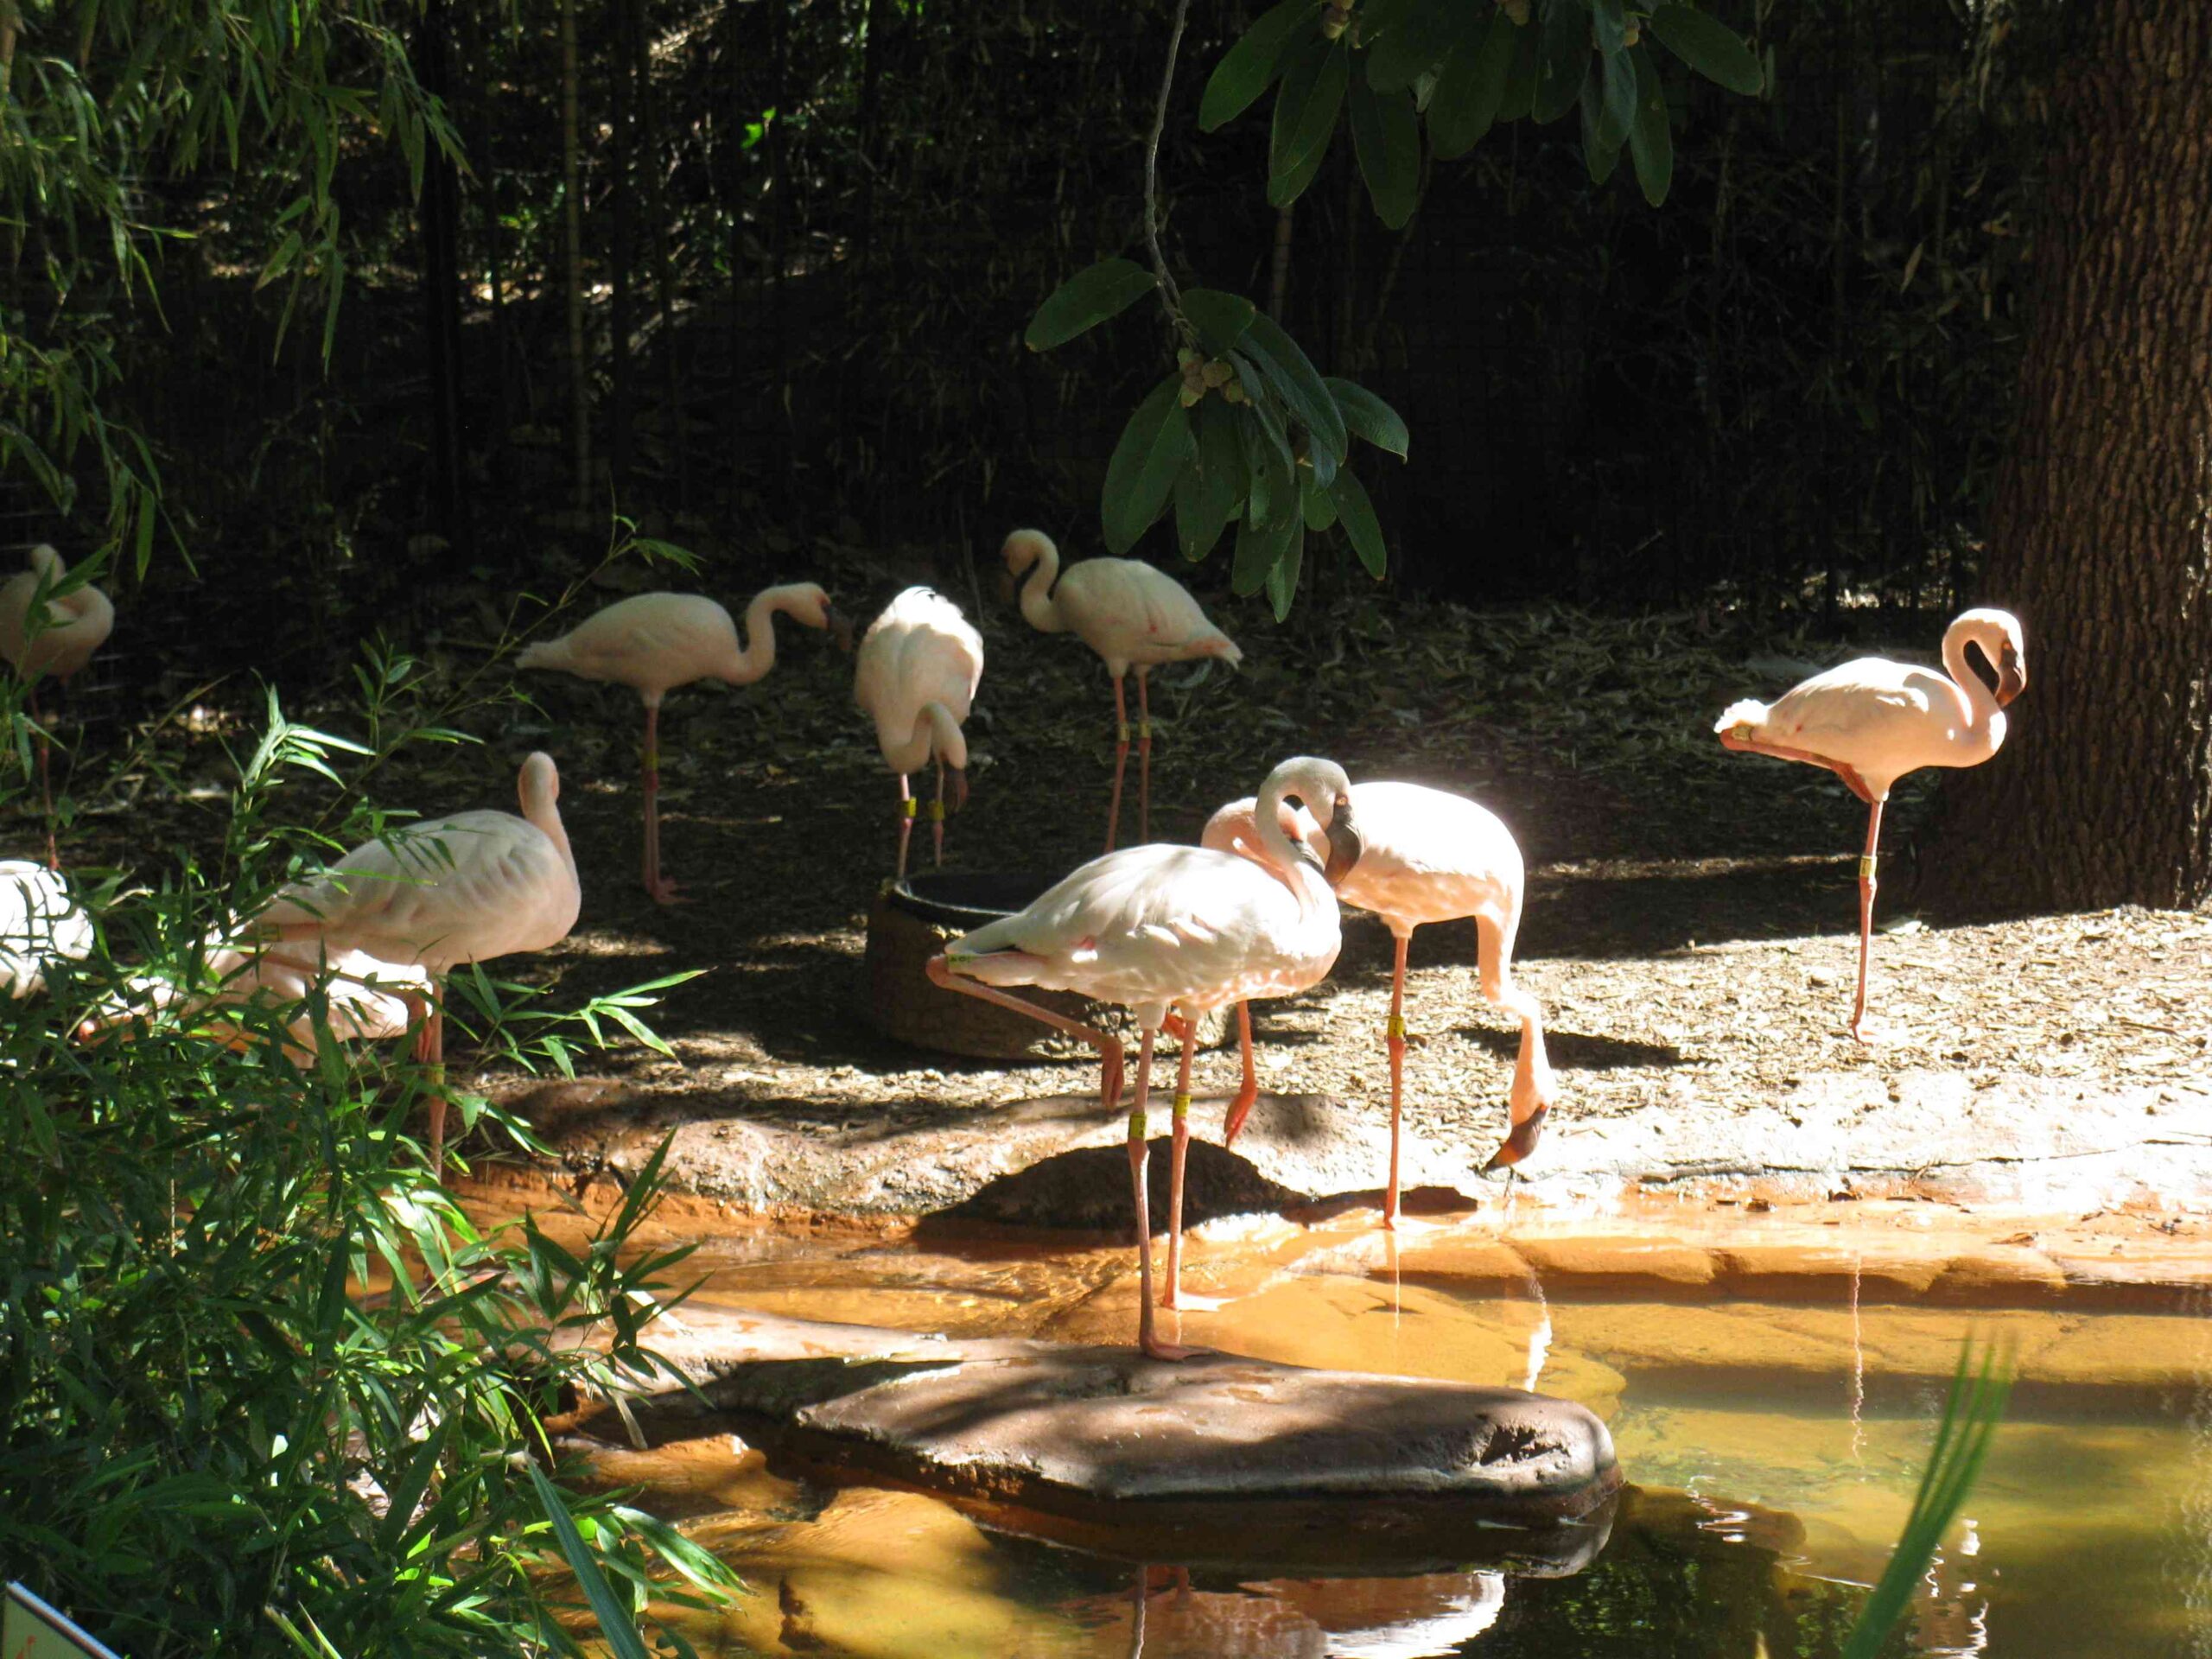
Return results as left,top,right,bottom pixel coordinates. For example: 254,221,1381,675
855,587,984,878
928,756,1360,1358
518,585,849,903
1716,607,2027,1040
1001,529,1242,853
246,752,581,1172
1204,781,1557,1218
94,944,431,1069
0,546,115,869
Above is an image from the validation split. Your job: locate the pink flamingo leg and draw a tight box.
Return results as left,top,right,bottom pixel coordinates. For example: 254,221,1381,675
1385,931,1410,1230
1161,1025,1197,1307
642,701,683,905
1103,675,1130,853
1852,798,1885,1042
30,683,55,871
405,985,450,1177
925,956,1124,1108
931,762,946,868
1126,1027,1193,1361
895,772,914,880
1135,670,1153,845
1222,1001,1258,1144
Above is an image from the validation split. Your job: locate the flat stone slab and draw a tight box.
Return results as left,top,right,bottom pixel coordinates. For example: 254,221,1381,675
595,1305,1618,1573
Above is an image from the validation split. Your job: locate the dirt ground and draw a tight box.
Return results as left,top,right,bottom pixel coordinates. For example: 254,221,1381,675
43,582,2212,1197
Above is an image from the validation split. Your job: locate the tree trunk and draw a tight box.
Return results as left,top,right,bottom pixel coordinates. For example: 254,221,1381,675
1929,0,2212,913
560,0,592,513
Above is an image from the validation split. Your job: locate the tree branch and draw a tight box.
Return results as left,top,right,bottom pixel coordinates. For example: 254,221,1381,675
1143,0,1192,324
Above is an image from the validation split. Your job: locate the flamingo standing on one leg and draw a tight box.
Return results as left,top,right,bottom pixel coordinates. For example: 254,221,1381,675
0,546,115,870
1204,781,1558,1218
928,756,1360,1357
518,584,849,903
243,752,582,1173
855,587,984,879
1001,529,1242,854
1716,607,2027,1040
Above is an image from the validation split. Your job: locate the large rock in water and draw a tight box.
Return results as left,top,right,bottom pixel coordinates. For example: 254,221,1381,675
601,1306,1621,1574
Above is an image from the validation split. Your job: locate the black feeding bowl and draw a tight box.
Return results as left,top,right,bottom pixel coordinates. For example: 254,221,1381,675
861,870,1230,1062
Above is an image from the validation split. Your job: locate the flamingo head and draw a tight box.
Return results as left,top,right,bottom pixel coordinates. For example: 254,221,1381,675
1259,757,1360,888
1955,607,2027,707
1995,637,2026,707
1000,529,1056,602
1320,795,1362,888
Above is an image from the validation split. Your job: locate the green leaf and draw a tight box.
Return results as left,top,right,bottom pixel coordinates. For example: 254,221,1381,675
1531,0,1588,124
1348,77,1421,229
1325,376,1410,457
1266,523,1306,619
1427,8,1514,159
528,1463,654,1659
1267,37,1334,207
1497,12,1542,120
1328,467,1389,579
1273,38,1349,192
1026,257,1159,352
1580,66,1624,182
1365,0,1459,93
1590,0,1628,56
1648,3,1764,94
1232,506,1298,596
1103,377,1197,554
1201,0,1325,130
1181,288,1257,355
1300,469,1339,531
1175,400,1246,561
1242,311,1351,461
1627,42,1674,205
1597,37,1637,147
1231,367,1297,529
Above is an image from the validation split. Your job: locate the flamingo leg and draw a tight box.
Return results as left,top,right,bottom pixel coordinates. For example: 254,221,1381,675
931,761,946,868
1480,906,1558,1173
925,956,1124,1108
1135,670,1152,844
1851,798,1885,1042
895,772,914,880
1385,931,1410,1230
1127,1027,1192,1361
30,683,55,871
1223,1001,1258,1144
1104,675,1130,853
405,984,450,1178
1161,1022,1198,1308
642,701,683,905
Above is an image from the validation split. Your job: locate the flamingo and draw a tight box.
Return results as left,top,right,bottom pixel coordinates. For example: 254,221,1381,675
518,584,849,903
1204,782,1557,1218
0,860,93,997
926,755,1360,1359
1716,607,2027,1040
1001,529,1242,853
92,944,430,1068
245,751,581,1172
0,546,115,869
854,587,984,878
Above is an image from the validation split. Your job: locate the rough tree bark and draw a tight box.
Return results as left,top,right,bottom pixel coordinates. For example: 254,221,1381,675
1930,0,2212,913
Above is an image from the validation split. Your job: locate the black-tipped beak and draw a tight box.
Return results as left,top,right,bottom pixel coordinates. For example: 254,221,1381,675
1482,1104,1550,1172
827,605,856,653
1322,798,1362,888
947,766,969,815
1997,645,2025,707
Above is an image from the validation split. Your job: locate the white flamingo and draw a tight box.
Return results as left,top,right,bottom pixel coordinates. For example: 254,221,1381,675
95,944,430,1069
1717,607,2026,1040
855,587,984,878
1001,529,1242,852
245,752,581,1171
928,755,1360,1358
518,584,849,903
0,860,93,996
1205,781,1557,1216
0,546,115,869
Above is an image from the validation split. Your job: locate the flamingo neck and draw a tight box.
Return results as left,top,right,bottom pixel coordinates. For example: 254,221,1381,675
520,780,578,881
923,702,967,770
728,585,808,683
1015,544,1067,634
1941,620,2005,744
1254,778,1326,911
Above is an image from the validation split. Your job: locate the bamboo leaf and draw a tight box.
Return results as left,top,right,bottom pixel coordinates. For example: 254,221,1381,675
1648,3,1764,94
527,1463,654,1659
1025,257,1159,352
1200,0,1325,130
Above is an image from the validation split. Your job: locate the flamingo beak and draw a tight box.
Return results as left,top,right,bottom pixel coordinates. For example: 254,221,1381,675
947,766,969,815
826,605,856,653
1996,644,2026,707
1482,1104,1550,1172
1322,797,1362,888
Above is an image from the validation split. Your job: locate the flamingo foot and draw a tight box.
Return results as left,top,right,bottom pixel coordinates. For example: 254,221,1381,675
1138,1335,1200,1363
646,875,689,906
1160,1289,1228,1312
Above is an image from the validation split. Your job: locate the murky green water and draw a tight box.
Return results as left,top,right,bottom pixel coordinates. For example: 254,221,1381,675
588,1222,2212,1657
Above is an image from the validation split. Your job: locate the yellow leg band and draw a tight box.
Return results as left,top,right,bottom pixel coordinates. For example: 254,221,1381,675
1128,1110,1147,1140
1117,721,1131,742
1173,1091,1191,1122
926,798,945,821
1859,855,1877,878
1386,1014,1408,1039
1138,719,1152,740
901,797,919,818
643,747,658,769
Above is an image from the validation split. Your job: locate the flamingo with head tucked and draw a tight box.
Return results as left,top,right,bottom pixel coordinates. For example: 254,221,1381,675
855,587,984,878
245,752,581,1173
1716,607,2027,1040
0,546,115,869
1001,529,1241,853
0,860,93,996
928,756,1360,1358
518,584,849,903
1205,781,1557,1217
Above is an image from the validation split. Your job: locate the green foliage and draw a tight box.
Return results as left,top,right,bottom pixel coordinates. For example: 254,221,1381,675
1024,257,1160,351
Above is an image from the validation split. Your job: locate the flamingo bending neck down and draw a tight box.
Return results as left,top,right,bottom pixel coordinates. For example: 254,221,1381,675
246,752,582,1173
927,756,1359,1359
855,587,984,878
1716,607,2027,1040
518,583,849,903
1001,529,1242,853
1205,780,1558,1216
0,545,116,869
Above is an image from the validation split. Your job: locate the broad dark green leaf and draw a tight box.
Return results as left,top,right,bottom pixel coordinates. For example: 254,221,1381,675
1181,287,1257,355
1242,312,1351,461
1325,376,1411,457
1328,467,1389,579
1102,376,1196,554
1232,367,1297,530
1300,470,1339,531
1025,257,1157,352
1348,76,1421,228
1590,0,1628,56
1597,37,1637,146
1497,12,1542,120
1200,0,1325,130
1266,522,1306,619
1173,456,1233,563
1648,3,1764,94
1427,8,1515,159
1580,66,1624,182
1531,0,1589,125
1232,506,1298,596
1175,400,1246,560
1267,36,1333,206
1273,38,1349,192
1365,0,1459,93
1626,42,1674,205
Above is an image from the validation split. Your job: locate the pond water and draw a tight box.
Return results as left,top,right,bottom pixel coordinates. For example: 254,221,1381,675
578,1216,2212,1658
